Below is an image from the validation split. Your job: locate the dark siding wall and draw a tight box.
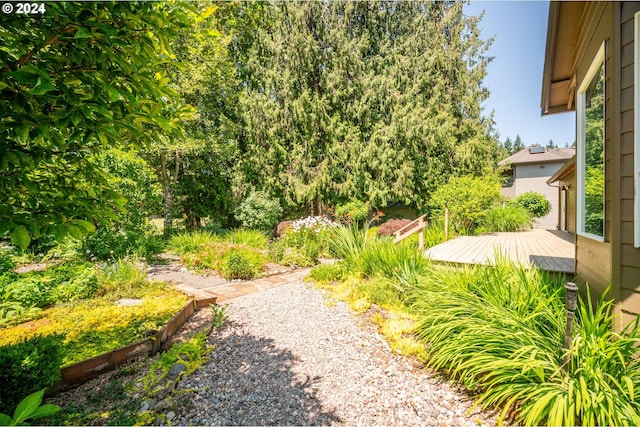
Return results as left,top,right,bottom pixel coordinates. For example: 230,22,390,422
573,2,613,296
618,2,640,327
559,172,577,234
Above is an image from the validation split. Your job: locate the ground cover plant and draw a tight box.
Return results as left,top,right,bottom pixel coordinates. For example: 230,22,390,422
268,216,337,267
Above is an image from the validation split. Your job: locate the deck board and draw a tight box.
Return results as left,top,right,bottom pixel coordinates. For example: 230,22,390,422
425,230,575,274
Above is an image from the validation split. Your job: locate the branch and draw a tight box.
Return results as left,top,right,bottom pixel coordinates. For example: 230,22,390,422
2,26,77,73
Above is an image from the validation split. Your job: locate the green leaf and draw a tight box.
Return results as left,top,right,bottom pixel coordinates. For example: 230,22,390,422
0,81,8,90
8,69,39,84
11,225,31,250
29,78,56,95
25,403,60,420
74,27,91,39
16,125,30,142
73,219,95,233
12,389,44,424
0,414,12,426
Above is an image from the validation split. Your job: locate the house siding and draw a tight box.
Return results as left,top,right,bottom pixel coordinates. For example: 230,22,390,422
513,162,565,229
572,2,614,302
618,1,640,327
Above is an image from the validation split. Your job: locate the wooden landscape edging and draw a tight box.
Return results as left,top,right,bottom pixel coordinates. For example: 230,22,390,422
53,295,217,392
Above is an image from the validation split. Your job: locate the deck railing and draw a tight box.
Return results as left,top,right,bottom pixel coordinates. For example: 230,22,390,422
394,214,427,250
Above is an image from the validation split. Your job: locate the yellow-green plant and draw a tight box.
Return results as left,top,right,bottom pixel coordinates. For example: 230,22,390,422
225,229,268,249
412,261,640,426
168,231,221,255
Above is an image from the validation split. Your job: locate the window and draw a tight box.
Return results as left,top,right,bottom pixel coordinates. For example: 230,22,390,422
576,42,605,241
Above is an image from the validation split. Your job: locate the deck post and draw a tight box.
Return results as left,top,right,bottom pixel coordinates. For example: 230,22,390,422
418,216,424,250
444,207,449,240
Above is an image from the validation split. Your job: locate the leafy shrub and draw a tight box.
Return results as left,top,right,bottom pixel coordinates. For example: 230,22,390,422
96,258,153,300
0,263,98,309
168,231,221,255
0,300,41,329
0,389,60,426
309,263,345,282
411,260,640,426
511,191,551,218
376,219,412,236
234,191,282,232
82,223,164,262
430,175,502,234
335,200,369,224
0,334,63,412
0,250,15,275
225,229,269,249
218,247,265,280
479,205,532,232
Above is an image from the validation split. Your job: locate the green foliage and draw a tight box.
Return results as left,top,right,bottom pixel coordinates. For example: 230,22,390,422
234,1,500,212
0,290,188,367
511,191,551,218
168,231,221,255
225,229,269,249
430,175,502,233
218,247,265,280
308,263,346,283
0,335,63,412
210,304,228,329
0,389,60,426
96,258,154,300
584,166,604,237
0,2,193,247
422,221,447,248
143,332,211,396
0,263,98,315
234,191,283,232
479,205,532,232
0,250,15,274
411,261,640,426
335,200,369,224
81,150,165,261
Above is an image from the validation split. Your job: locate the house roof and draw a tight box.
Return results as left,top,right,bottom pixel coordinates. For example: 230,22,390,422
540,1,584,116
546,155,576,184
498,145,575,167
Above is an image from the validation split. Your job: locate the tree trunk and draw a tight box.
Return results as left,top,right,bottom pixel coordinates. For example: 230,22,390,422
159,151,173,237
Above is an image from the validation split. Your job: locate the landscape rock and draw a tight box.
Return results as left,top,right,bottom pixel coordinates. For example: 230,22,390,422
167,363,187,380
154,398,171,411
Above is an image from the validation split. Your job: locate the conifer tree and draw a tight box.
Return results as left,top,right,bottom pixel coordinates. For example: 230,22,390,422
512,134,525,153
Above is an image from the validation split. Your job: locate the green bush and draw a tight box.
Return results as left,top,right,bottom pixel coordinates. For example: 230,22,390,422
0,334,63,413
511,191,551,218
430,175,502,234
234,191,282,232
0,263,98,309
335,200,369,224
225,229,269,249
218,247,265,280
0,250,15,275
96,258,152,300
309,263,346,282
411,261,640,426
479,205,532,232
168,231,221,255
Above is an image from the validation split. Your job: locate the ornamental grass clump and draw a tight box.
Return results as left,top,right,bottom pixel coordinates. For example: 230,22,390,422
411,260,640,426
167,231,221,255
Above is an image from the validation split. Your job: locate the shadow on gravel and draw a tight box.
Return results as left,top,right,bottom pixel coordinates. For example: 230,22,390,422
180,319,342,426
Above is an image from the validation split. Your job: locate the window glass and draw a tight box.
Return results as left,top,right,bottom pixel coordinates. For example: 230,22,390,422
582,63,604,238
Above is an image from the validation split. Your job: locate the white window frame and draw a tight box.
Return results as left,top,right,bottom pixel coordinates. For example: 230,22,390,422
635,13,640,247
576,41,605,242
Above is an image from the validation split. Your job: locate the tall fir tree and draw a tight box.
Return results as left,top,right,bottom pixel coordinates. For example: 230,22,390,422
234,1,500,213
512,134,525,153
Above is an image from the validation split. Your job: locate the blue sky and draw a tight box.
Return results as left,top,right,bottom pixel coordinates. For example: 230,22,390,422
465,0,576,148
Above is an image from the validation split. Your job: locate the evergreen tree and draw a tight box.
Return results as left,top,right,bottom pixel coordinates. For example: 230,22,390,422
512,134,525,153
546,139,556,149
503,137,513,155
234,1,499,213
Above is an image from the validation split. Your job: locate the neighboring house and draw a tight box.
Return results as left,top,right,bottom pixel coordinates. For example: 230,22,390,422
499,145,575,229
541,1,640,330
547,155,577,234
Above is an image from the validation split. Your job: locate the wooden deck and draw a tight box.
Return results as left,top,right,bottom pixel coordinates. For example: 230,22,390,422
425,230,575,274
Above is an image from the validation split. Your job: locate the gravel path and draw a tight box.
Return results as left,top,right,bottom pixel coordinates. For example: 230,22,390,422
173,280,497,426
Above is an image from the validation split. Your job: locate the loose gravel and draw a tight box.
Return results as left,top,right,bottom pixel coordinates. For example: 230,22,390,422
173,280,497,426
